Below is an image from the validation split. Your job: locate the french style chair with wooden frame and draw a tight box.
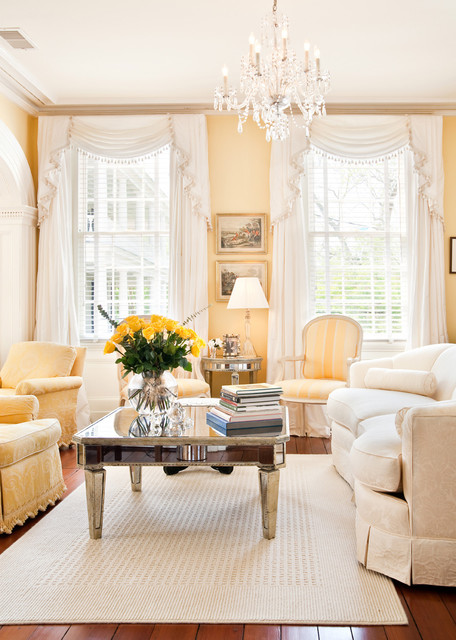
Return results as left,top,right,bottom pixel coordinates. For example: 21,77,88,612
276,314,363,436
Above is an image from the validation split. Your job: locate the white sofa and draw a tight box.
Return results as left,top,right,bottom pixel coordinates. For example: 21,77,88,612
327,343,456,586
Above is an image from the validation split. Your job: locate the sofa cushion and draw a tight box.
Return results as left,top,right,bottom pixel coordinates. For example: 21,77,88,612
281,378,346,400
0,342,77,389
327,387,436,436
0,395,39,423
365,368,437,397
0,419,62,468
357,412,396,436
350,419,402,492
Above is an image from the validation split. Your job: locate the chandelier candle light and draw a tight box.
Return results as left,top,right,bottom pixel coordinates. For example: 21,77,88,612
214,0,330,141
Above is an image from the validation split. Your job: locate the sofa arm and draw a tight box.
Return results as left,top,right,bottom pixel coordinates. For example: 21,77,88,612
349,357,394,388
401,400,456,539
0,395,39,423
16,376,83,396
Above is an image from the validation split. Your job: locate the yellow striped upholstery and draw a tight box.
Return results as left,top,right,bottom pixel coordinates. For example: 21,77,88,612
281,378,347,401
303,316,362,381
177,379,210,398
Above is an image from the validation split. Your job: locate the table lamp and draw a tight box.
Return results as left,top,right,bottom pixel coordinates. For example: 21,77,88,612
227,277,269,356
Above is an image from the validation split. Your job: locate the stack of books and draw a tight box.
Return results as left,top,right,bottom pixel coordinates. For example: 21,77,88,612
206,383,283,436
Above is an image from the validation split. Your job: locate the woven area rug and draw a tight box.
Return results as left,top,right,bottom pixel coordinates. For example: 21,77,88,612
0,455,406,625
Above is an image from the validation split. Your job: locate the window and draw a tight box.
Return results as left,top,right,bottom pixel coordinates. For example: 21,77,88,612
305,150,408,341
76,148,170,339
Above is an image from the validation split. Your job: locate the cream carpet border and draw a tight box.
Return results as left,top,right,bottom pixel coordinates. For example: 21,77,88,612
0,455,407,625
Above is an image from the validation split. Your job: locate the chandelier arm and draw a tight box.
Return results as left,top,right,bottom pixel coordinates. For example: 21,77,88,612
214,0,330,141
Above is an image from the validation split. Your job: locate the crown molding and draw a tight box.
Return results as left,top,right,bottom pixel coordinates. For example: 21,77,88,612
0,45,53,115
1,53,456,117
35,101,456,116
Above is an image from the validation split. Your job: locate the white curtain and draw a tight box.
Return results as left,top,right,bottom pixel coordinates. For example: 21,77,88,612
168,115,210,380
407,116,447,346
36,114,211,422
268,114,447,378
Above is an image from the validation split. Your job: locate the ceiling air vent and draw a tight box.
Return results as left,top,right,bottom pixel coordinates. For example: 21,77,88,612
0,29,35,49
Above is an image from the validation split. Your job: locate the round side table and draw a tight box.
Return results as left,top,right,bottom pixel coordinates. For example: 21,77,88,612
201,356,263,395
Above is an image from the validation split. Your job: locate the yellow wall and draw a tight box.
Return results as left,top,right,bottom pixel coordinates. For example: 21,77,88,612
206,116,272,394
0,94,37,188
443,116,456,342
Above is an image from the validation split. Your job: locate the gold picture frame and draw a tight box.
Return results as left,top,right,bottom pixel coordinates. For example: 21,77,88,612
216,261,268,302
216,213,267,254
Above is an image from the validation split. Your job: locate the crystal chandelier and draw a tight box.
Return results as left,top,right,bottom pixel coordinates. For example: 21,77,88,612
214,0,330,142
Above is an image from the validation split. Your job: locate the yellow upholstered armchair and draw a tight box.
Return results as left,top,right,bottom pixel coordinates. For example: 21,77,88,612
0,342,86,447
277,315,363,435
0,395,65,533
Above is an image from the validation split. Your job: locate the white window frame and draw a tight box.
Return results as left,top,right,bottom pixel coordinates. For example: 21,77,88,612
74,148,171,342
305,150,409,343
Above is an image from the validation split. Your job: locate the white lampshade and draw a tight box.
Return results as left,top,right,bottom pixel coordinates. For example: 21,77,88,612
227,277,269,309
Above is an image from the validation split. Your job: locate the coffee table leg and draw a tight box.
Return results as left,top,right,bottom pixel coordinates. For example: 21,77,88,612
130,465,142,491
85,468,106,540
258,468,280,540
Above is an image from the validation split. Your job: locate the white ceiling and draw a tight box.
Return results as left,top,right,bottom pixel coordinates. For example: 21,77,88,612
1,0,456,111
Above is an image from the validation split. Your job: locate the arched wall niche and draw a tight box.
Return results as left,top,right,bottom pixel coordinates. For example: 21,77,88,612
0,119,38,365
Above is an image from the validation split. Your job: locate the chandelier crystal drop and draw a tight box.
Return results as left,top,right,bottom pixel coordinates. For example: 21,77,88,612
214,0,330,142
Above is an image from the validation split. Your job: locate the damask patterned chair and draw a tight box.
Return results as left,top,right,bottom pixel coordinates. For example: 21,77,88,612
0,342,86,447
277,315,363,436
0,395,65,533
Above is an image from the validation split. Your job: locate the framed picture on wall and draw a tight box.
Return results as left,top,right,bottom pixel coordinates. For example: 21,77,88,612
451,237,456,274
216,261,268,302
216,213,267,254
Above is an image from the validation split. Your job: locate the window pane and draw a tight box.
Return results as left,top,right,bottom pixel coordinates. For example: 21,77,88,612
77,148,171,340
306,151,408,341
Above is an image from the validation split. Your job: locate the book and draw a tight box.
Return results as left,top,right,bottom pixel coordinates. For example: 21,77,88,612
219,398,280,412
220,392,281,405
206,411,283,431
210,406,282,423
208,423,283,437
221,383,283,397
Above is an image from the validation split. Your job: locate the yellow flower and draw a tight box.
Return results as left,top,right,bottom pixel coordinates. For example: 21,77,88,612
111,332,123,344
191,344,201,358
165,319,179,332
177,327,192,340
142,326,156,341
103,341,116,354
117,323,129,336
124,315,142,332
150,314,165,324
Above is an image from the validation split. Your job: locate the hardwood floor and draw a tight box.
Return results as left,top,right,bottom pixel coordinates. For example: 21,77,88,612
0,437,455,640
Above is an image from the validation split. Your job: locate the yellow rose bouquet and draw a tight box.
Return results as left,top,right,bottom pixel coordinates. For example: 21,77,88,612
99,307,206,376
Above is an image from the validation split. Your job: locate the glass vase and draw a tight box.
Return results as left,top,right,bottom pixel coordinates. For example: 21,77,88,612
127,371,178,434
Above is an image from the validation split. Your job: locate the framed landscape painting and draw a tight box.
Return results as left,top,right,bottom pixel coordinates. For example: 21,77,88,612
216,261,268,302
216,213,267,254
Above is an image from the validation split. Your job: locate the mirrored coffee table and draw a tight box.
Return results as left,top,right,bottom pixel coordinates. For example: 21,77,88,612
74,403,289,541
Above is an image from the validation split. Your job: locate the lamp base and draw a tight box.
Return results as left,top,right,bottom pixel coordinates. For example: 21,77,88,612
242,309,257,356
242,338,257,357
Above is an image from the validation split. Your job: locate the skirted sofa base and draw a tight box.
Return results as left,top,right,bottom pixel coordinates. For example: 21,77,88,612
327,343,456,586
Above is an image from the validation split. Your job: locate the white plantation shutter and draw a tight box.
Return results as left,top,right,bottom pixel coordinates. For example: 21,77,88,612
305,150,408,341
77,147,171,339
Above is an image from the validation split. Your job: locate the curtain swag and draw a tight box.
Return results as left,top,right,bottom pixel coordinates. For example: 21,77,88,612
37,114,212,228
270,115,444,227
